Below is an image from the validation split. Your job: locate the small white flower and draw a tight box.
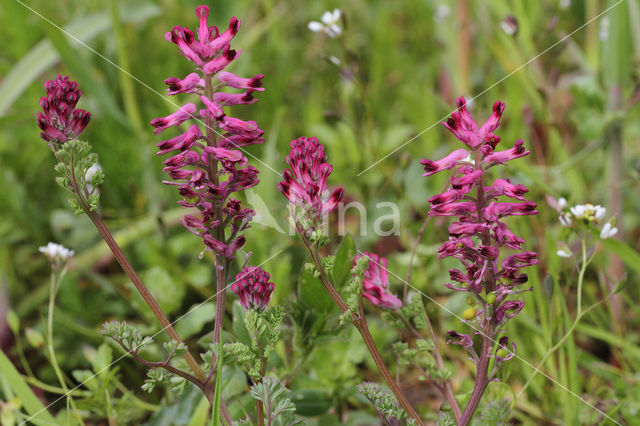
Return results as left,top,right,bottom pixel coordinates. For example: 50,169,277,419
600,222,618,239
85,162,102,193
308,21,324,32
309,9,342,38
557,248,572,258
593,205,606,222
433,4,451,22
328,55,341,66
570,204,586,219
559,212,573,227
39,242,74,265
557,197,568,210
560,0,571,9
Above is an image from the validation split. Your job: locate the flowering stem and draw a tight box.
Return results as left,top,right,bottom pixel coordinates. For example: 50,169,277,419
391,311,461,420
203,75,227,350
47,268,83,425
302,236,423,424
458,150,497,425
459,331,493,425
85,209,205,381
518,238,599,397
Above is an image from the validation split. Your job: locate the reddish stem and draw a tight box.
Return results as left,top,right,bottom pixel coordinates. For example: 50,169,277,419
302,235,423,424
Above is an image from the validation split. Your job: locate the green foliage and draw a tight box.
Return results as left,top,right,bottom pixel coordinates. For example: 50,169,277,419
436,411,457,426
478,400,511,426
250,378,303,425
357,382,414,425
225,305,284,381
53,139,103,213
339,255,367,323
101,321,153,352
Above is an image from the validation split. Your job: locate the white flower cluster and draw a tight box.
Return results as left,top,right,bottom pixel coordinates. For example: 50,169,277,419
39,242,74,265
555,198,618,258
308,9,342,38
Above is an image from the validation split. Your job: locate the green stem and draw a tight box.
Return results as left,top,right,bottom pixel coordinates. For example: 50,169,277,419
47,269,83,425
518,238,595,397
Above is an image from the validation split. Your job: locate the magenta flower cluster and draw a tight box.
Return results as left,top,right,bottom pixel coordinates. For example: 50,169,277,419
37,75,91,145
152,6,265,259
232,266,274,311
422,98,538,349
278,136,343,233
355,252,402,310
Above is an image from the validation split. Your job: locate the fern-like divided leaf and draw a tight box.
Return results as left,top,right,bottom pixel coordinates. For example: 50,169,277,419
357,381,416,425
250,378,303,426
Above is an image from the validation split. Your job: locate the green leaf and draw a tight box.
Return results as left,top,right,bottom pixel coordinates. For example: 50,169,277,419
299,266,335,313
0,349,57,425
232,302,252,346
601,237,640,275
175,302,216,340
91,343,113,376
289,389,332,416
187,396,210,426
138,266,185,315
332,234,355,289
246,188,285,233
212,337,223,426
0,3,161,116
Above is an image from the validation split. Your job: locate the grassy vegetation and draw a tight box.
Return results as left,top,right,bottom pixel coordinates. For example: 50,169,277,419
1,0,639,424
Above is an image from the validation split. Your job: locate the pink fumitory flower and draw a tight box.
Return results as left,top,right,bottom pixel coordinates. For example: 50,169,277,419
37,75,92,146
354,252,402,310
278,136,344,234
422,98,539,359
151,5,265,260
232,266,274,311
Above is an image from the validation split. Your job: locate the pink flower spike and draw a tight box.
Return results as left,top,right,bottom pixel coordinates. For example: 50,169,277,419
164,73,203,95
429,201,477,217
220,116,259,133
484,201,538,220
442,98,482,147
278,136,344,228
203,146,244,163
421,148,470,176
166,26,204,66
213,91,258,106
495,300,525,323
447,330,474,348
489,178,528,200
217,71,265,91
209,17,240,52
203,47,239,74
196,5,211,43
156,124,202,155
37,75,92,144
199,95,224,119
232,266,274,311
356,252,402,310
501,251,539,269
150,103,196,135
451,169,482,189
428,189,465,206
483,139,529,164
478,101,505,141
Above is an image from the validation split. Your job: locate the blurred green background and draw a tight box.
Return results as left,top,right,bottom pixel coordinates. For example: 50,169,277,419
1,0,639,424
